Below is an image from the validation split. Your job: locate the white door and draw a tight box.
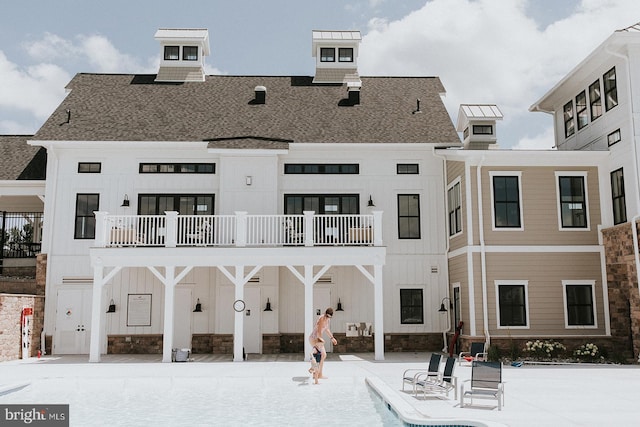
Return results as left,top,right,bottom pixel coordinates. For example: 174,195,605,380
313,287,332,352
173,287,192,349
54,288,92,354
243,287,261,354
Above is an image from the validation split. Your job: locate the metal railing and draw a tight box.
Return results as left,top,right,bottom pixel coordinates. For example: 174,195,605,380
1,211,43,259
94,211,383,248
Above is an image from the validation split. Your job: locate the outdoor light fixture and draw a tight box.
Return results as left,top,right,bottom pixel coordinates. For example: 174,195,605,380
438,297,452,312
107,299,116,313
264,298,272,311
193,298,202,312
336,298,344,311
121,194,130,207
245,176,252,186
367,195,375,207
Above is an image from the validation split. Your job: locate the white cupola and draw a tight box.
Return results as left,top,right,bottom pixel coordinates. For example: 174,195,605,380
456,104,503,150
312,30,361,85
154,28,210,82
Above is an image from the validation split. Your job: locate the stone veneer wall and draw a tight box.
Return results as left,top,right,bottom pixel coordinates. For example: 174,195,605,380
107,334,163,354
602,222,640,360
383,333,443,352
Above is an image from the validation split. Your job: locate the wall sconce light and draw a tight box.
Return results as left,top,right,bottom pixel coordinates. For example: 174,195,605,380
245,176,252,186
121,194,130,207
264,298,272,311
336,298,344,311
438,297,452,312
193,298,203,312
367,195,375,207
107,299,116,313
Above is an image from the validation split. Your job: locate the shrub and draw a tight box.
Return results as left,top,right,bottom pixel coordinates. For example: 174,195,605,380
524,340,566,359
487,345,501,362
573,343,601,362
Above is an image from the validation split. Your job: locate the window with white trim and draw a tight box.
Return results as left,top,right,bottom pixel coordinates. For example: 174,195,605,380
447,179,462,237
611,168,626,225
320,48,335,62
556,172,588,229
400,288,424,324
496,281,529,328
563,280,596,328
490,172,523,230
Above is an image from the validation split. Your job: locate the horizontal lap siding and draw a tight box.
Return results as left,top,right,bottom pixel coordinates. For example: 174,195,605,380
484,252,605,337
447,161,467,252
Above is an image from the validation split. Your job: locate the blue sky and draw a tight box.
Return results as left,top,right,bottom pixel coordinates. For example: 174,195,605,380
1,0,639,148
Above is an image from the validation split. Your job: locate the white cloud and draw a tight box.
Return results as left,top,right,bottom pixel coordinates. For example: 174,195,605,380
513,125,556,150
359,0,640,147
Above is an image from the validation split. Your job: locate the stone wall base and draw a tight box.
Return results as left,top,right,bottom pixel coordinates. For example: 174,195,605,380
107,334,163,354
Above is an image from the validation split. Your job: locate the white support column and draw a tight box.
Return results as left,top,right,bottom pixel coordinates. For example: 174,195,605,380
372,211,383,246
165,211,178,248
94,211,108,247
303,211,314,247
162,266,176,362
89,265,105,362
373,264,384,361
233,266,246,361
235,211,248,247
304,265,314,360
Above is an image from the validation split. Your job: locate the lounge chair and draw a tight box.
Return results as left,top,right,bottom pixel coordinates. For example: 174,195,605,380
415,356,458,399
458,341,487,366
460,361,504,410
402,353,442,393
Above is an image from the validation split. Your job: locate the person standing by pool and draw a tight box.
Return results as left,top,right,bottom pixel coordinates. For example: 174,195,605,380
309,307,338,379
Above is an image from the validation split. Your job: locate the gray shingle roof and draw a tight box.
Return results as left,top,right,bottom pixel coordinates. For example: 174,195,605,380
0,135,46,180
33,74,460,145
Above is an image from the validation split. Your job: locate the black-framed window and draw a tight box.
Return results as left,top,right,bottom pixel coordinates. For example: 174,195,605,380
472,125,493,135
139,163,215,174
563,101,575,138
565,284,595,326
589,79,602,121
603,67,618,111
558,176,587,228
398,194,420,239
397,164,419,174
138,194,214,215
78,162,101,173
75,193,99,239
607,129,621,147
463,127,469,139
447,181,462,236
164,46,179,60
284,164,358,174
284,194,359,215
492,175,521,228
611,168,626,225
182,46,198,61
400,289,424,324
576,91,588,130
338,48,353,62
320,48,335,62
498,284,527,327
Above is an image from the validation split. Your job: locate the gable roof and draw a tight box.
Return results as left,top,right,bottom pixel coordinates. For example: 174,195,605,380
33,74,460,146
0,135,47,180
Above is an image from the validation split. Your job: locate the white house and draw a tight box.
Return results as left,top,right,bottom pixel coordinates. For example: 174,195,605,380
30,29,461,362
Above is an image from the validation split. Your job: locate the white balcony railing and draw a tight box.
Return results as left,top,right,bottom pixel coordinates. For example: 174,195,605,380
94,211,383,248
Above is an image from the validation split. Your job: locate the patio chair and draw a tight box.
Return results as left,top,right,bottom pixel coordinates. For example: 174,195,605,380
186,220,211,245
401,353,442,393
415,356,458,399
458,341,487,366
460,361,504,410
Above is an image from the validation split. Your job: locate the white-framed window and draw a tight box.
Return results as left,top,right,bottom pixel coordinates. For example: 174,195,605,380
447,177,462,237
562,280,597,328
472,125,493,135
495,280,529,329
607,129,621,147
320,47,335,62
563,101,575,138
576,91,588,130
489,171,523,231
611,167,627,225
589,79,602,121
555,171,589,230
338,48,353,62
164,45,179,60
603,67,618,111
182,46,198,61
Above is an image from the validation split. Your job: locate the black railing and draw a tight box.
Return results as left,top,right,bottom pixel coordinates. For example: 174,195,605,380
1,211,44,266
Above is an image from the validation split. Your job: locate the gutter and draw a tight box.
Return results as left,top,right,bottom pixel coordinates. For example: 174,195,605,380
475,155,489,340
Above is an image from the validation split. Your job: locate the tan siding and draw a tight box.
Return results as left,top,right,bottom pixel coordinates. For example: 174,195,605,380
484,252,605,337
447,161,467,251
480,166,601,246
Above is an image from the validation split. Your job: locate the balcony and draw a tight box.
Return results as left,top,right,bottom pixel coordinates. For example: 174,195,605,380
94,211,383,249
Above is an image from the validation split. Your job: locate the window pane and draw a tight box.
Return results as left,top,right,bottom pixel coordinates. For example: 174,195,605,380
604,67,618,111
400,289,423,324
320,48,335,62
398,195,420,239
559,176,587,228
164,46,179,60
611,168,626,224
566,285,594,326
576,91,588,130
563,101,575,137
498,285,526,326
589,80,602,120
338,48,353,62
493,176,520,228
183,46,198,61
75,194,99,239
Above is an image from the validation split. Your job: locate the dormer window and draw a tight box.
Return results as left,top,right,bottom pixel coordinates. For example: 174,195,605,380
320,48,335,62
183,46,198,61
164,46,179,60
339,48,353,62
473,125,493,135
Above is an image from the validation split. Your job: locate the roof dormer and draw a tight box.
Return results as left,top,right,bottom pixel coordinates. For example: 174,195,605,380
312,30,361,84
154,28,210,83
456,104,503,150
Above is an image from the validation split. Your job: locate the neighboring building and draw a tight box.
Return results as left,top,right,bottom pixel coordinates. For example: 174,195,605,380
531,22,640,358
30,29,461,362
440,106,611,354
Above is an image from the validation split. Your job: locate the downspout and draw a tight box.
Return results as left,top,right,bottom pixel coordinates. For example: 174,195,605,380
605,44,640,298
433,147,451,352
475,156,489,340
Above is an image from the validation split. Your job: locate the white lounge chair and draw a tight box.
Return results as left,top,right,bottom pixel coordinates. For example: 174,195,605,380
460,361,504,410
415,356,458,399
402,353,441,393
458,341,487,366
